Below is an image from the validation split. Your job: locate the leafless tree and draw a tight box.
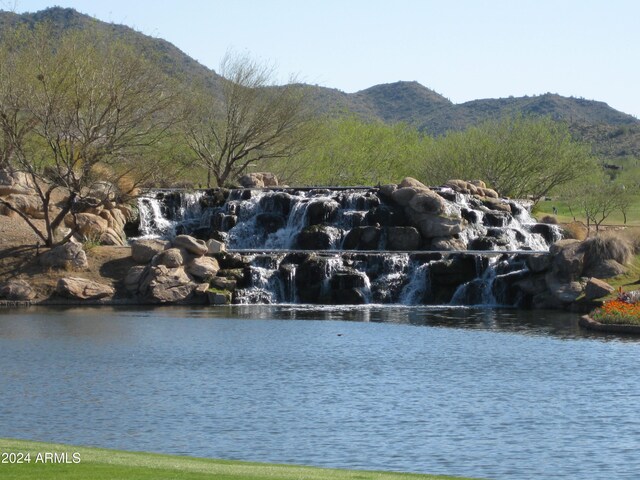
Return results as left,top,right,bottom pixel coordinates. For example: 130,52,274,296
183,52,315,187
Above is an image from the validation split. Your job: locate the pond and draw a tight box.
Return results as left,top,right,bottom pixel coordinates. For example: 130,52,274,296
0,306,638,479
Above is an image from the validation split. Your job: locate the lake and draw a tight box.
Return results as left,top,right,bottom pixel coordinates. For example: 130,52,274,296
0,305,638,479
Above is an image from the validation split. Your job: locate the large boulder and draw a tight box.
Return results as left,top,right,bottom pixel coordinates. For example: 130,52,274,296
305,200,339,225
139,265,197,303
584,259,627,279
550,239,584,281
131,239,170,264
385,226,421,251
40,242,88,270
124,265,146,293
67,212,109,238
99,227,127,246
545,273,584,303
56,277,114,300
0,279,36,301
391,187,419,207
343,226,381,250
187,256,220,282
407,189,445,215
584,278,615,300
407,211,464,239
0,169,34,196
238,172,279,188
173,235,208,256
0,193,44,218
295,225,341,250
206,239,226,254
153,248,185,268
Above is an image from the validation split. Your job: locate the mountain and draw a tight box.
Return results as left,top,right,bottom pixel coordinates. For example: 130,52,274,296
2,7,639,160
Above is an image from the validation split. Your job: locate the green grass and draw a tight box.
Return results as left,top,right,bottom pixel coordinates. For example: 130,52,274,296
534,198,640,226
0,439,478,480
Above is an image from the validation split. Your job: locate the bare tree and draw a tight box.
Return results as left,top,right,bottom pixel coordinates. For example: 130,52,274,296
183,52,315,188
0,25,178,246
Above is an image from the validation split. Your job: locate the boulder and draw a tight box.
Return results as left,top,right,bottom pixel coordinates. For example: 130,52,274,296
208,290,232,305
99,228,127,246
0,169,34,195
407,211,464,239
378,184,397,200
430,236,466,251
131,239,170,264
584,259,627,279
213,251,245,269
481,198,512,213
407,189,445,215
139,265,196,303
365,205,407,227
86,181,117,201
306,200,339,225
258,192,292,215
238,172,278,188
1,193,44,218
526,253,552,273
0,279,36,301
173,235,207,256
399,177,428,189
550,239,584,281
584,278,615,300
67,212,109,238
153,248,185,268
343,226,381,250
545,272,584,303
210,276,237,290
40,242,88,270
469,180,487,189
206,239,226,254
385,226,421,251
295,225,341,250
187,256,220,281
514,274,548,296
295,255,336,303
482,212,510,227
56,277,114,300
391,187,419,207
124,265,146,293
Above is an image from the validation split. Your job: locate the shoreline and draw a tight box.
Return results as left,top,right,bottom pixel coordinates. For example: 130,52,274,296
0,438,475,480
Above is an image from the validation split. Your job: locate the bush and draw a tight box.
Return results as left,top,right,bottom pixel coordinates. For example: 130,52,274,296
579,235,633,266
562,221,588,240
540,215,558,224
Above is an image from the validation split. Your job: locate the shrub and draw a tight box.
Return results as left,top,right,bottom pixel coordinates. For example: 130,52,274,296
562,221,588,240
579,235,633,266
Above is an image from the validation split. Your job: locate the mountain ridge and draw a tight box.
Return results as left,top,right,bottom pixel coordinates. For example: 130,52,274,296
3,7,639,158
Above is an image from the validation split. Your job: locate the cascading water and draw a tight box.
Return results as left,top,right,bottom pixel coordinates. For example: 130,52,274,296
134,185,559,307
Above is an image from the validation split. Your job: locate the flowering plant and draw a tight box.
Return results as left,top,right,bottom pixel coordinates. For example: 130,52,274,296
592,288,640,325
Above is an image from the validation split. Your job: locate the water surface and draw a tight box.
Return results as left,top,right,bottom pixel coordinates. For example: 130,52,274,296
0,306,638,480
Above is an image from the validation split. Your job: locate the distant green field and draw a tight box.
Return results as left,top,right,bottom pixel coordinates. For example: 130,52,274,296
534,197,640,226
0,439,478,480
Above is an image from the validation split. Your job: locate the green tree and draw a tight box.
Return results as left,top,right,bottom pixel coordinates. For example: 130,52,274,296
423,115,596,200
0,24,178,246
267,115,430,186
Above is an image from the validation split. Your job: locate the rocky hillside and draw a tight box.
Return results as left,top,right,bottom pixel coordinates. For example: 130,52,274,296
3,7,639,160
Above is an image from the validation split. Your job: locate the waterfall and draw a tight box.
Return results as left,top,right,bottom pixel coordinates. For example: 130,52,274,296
133,186,557,307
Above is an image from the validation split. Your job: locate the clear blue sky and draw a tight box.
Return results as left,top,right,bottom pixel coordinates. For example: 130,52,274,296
7,0,640,118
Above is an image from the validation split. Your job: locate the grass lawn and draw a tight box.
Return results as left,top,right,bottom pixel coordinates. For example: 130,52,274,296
0,439,478,480
533,198,640,226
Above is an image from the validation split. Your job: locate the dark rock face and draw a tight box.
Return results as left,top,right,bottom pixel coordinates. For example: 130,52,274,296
295,256,331,303
295,225,341,250
365,205,407,227
258,192,292,216
483,212,510,228
343,226,381,250
306,200,339,225
385,226,421,251
528,223,558,244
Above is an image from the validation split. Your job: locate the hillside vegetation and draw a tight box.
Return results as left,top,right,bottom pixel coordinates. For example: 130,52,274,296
1,6,638,162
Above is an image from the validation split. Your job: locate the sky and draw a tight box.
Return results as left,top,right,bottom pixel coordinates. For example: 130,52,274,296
6,0,640,118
